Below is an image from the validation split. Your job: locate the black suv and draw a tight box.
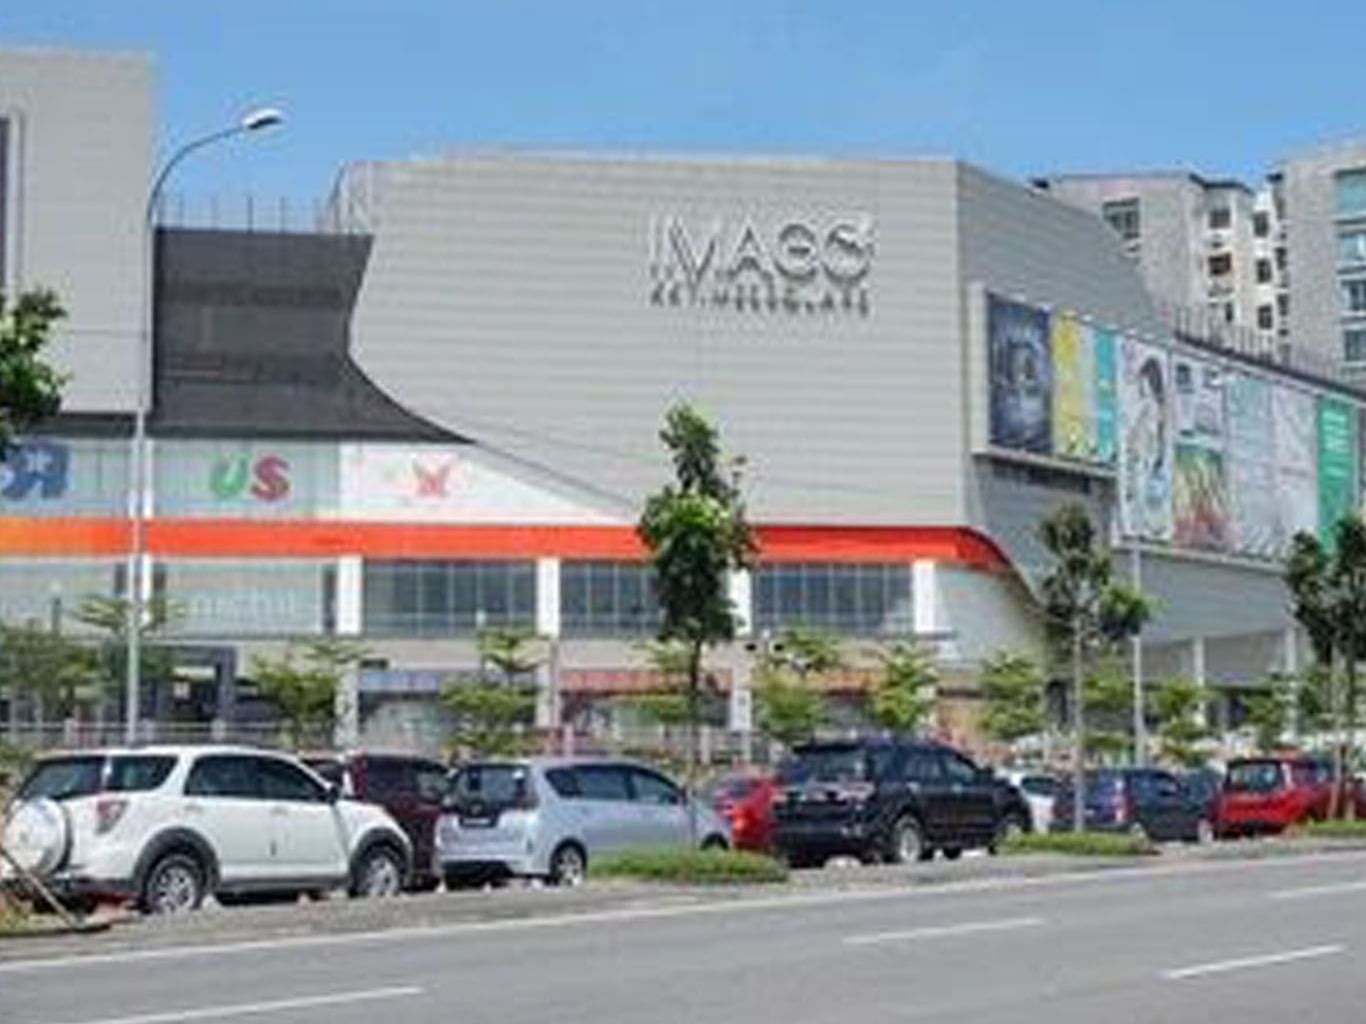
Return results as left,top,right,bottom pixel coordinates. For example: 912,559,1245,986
771,739,1030,868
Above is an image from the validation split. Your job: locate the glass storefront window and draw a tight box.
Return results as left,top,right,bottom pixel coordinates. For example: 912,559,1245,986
754,563,913,636
362,561,536,637
560,561,659,637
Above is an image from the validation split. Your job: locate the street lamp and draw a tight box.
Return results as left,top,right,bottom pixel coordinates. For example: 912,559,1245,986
124,107,283,744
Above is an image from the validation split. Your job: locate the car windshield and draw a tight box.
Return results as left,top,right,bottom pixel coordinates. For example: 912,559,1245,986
778,747,875,785
18,756,105,801
450,763,531,808
1226,762,1284,792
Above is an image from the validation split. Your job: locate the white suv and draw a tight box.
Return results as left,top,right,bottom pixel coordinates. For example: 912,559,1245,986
1,746,412,914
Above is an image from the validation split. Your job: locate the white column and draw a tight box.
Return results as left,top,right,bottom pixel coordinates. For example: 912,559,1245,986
729,569,753,637
1191,636,1209,729
535,558,561,729
912,560,940,651
334,556,363,747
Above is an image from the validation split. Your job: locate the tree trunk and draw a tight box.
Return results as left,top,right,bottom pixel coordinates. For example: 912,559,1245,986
1329,654,1345,819
1345,657,1358,821
1072,628,1086,834
686,641,702,846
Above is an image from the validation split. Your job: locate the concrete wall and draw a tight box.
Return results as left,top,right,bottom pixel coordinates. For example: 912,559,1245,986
0,47,152,413
340,153,967,525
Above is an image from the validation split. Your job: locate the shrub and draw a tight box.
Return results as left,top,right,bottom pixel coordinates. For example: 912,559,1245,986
589,847,788,884
1000,831,1156,857
1290,818,1366,840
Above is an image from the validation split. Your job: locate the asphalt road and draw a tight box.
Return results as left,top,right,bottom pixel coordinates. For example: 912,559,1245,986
6,851,1366,1024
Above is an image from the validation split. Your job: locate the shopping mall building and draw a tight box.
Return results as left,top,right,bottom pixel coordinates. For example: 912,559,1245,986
1,48,1360,751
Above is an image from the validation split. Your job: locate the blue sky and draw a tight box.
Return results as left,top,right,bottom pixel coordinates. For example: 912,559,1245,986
3,1,1362,208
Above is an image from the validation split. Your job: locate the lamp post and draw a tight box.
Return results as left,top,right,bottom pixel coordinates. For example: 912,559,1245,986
124,107,283,744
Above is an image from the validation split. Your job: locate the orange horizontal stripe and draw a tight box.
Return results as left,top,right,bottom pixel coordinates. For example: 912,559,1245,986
0,517,1007,569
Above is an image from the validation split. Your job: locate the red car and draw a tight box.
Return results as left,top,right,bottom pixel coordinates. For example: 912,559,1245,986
706,773,777,852
1217,756,1365,836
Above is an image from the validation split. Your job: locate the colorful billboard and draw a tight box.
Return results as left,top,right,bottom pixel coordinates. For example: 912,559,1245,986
155,440,338,519
1273,386,1318,546
1051,313,1090,461
1226,373,1278,558
1119,338,1174,541
1093,326,1118,467
988,296,1052,455
0,438,128,517
1171,357,1229,550
1317,396,1359,544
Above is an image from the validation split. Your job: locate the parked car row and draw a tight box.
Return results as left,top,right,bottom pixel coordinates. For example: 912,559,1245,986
6,742,1362,915
0,745,733,914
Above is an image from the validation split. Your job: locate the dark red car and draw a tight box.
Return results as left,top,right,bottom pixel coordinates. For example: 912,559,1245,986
1217,756,1366,836
706,773,777,852
303,751,450,890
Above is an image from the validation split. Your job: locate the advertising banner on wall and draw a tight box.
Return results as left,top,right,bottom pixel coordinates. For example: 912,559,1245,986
339,444,625,524
161,560,329,637
1273,386,1318,545
1171,357,1230,550
1119,338,1174,541
1317,396,1359,543
0,438,128,518
1093,326,1118,467
155,440,339,519
1225,373,1278,558
988,296,1052,455
1051,313,1093,462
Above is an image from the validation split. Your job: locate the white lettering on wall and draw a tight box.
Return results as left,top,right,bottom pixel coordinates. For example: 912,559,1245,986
648,215,874,314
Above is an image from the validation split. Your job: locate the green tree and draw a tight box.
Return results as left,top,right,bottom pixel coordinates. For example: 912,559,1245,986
73,594,180,726
979,650,1048,748
638,404,756,836
251,639,367,749
0,289,66,453
1081,660,1134,762
1242,674,1297,754
0,621,100,730
441,683,538,757
1039,504,1152,831
476,626,544,685
767,626,844,681
753,664,827,748
1150,677,1211,768
1285,516,1366,816
867,641,938,735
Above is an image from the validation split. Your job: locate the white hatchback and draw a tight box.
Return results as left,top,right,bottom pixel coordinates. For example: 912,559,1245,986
1,746,412,914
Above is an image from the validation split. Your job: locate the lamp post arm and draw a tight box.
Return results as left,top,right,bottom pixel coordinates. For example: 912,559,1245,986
144,125,250,226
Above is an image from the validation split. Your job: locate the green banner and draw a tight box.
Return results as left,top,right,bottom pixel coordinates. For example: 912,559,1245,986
1317,397,1359,544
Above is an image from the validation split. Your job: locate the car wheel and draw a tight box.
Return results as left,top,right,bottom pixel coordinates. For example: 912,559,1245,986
140,852,205,916
941,847,963,861
886,816,925,865
350,845,404,899
700,835,729,852
548,842,587,887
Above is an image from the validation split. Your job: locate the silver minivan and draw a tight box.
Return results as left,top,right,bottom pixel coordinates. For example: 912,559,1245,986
437,757,732,887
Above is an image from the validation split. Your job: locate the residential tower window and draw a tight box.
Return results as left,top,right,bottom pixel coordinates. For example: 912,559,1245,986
560,561,659,637
361,560,536,636
1208,253,1233,277
1257,305,1275,331
1256,259,1273,284
1340,230,1366,266
753,563,913,636
1207,206,1232,230
1253,211,1270,238
1101,198,1140,242
1335,168,1366,218
1345,328,1366,364
1343,278,1366,316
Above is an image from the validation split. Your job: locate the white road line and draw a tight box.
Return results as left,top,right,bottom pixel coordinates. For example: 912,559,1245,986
1269,879,1366,901
1163,945,1345,981
5,850,1366,976
844,916,1045,946
34,985,424,1024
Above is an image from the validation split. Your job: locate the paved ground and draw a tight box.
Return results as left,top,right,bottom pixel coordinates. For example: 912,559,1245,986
6,845,1366,1023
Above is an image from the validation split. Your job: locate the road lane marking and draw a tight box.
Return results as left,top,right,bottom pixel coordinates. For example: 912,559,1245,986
844,916,1045,946
6,850,1366,976
32,986,423,1024
1163,945,1345,980
1269,879,1366,900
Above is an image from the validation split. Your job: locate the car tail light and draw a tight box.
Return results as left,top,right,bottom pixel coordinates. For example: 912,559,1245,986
95,797,128,835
